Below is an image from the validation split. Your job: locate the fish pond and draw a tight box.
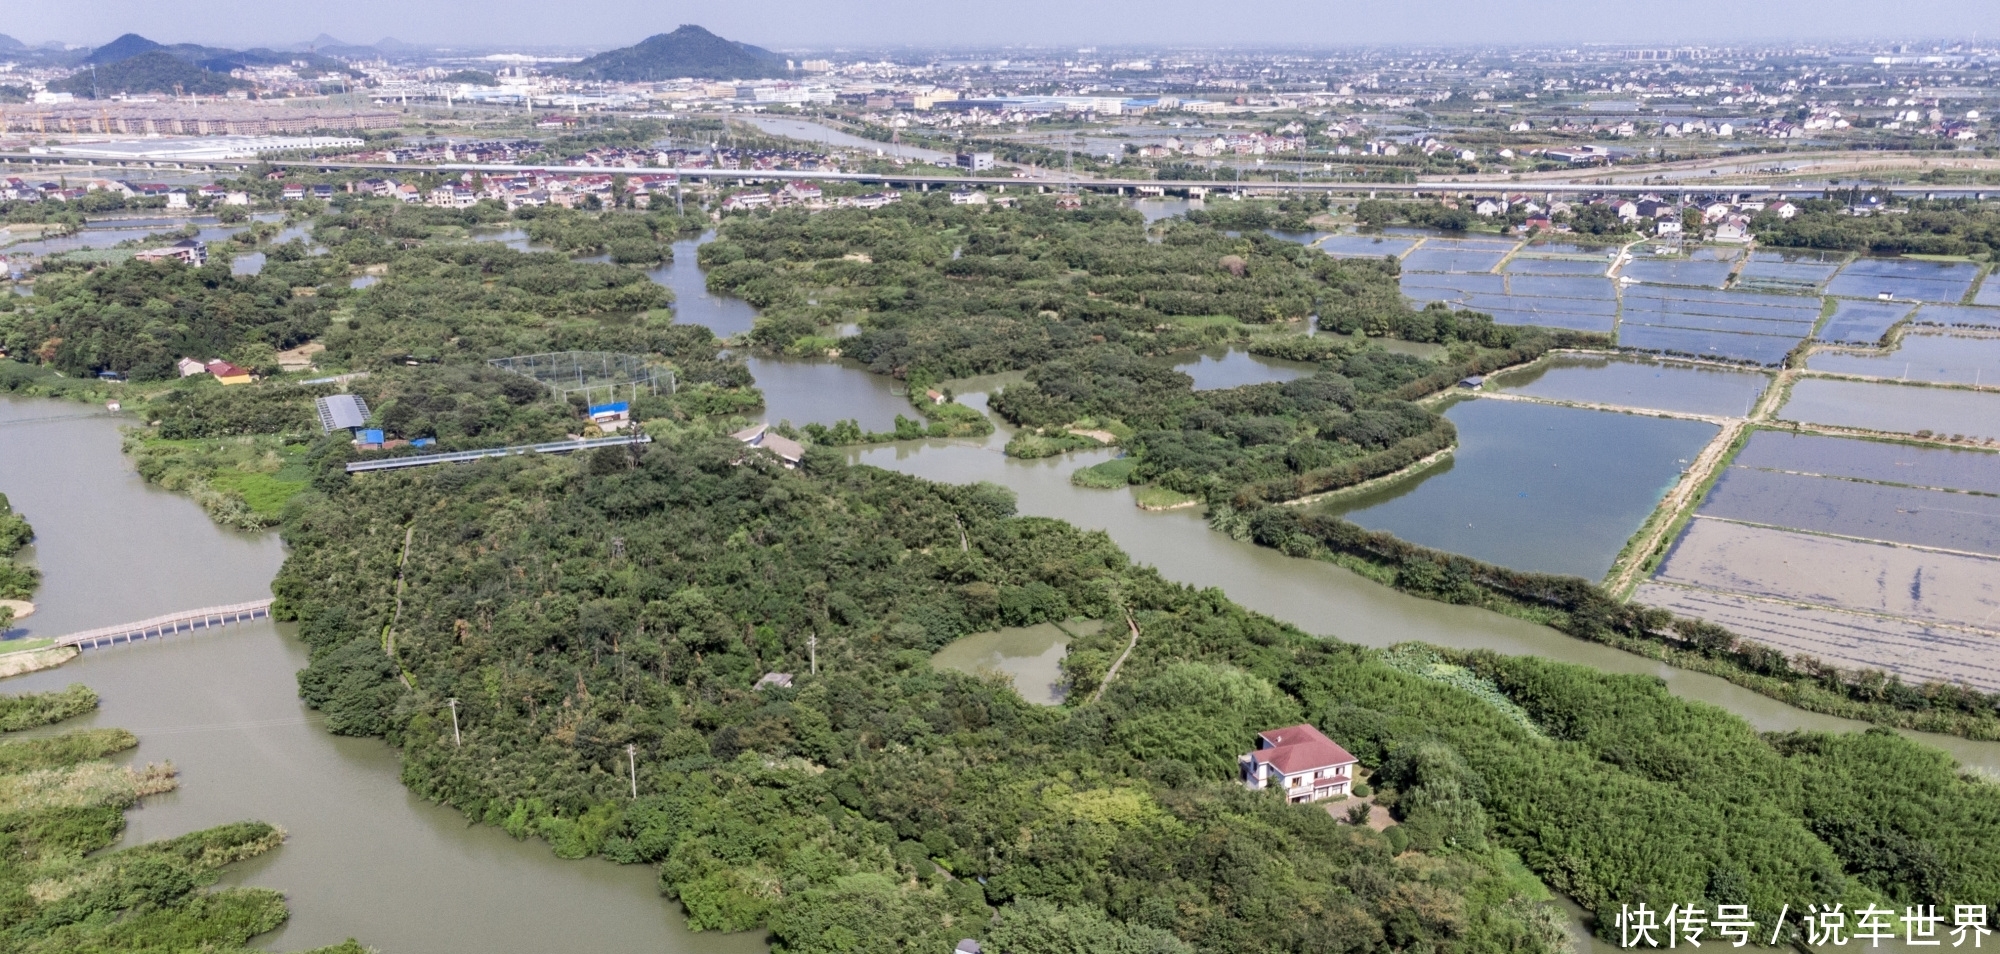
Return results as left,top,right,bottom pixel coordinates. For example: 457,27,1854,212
1807,333,2000,387
1778,378,2000,442
1319,398,1719,579
1488,354,1769,417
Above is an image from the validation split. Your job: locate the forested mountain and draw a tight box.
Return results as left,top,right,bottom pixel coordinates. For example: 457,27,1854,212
65,31,357,82
81,32,164,64
51,49,251,97
560,25,788,81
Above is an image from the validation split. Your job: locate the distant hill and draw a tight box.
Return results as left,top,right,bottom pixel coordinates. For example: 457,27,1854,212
69,33,359,84
560,25,787,81
51,49,251,97
0,34,26,53
83,32,164,64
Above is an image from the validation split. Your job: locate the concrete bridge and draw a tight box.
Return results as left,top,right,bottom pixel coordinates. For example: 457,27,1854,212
53,599,275,650
2,151,1995,200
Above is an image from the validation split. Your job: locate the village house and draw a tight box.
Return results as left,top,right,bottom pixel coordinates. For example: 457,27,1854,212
1240,724,1358,804
1713,216,1753,243
204,359,253,386
722,191,774,212
731,424,806,468
779,181,824,205
135,240,207,267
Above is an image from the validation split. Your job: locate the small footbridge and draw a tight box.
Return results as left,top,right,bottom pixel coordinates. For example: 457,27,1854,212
53,599,276,650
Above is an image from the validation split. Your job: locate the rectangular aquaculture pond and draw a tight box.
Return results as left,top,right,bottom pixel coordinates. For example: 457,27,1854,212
1323,398,1719,579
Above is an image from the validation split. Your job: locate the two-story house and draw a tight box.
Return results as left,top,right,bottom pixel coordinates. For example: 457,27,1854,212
1240,724,1358,804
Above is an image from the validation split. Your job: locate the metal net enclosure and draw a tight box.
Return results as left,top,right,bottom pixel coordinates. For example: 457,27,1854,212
488,351,675,405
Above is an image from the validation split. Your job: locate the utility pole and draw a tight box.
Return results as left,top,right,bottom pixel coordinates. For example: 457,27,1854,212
626,744,638,798
807,634,818,675
446,698,461,747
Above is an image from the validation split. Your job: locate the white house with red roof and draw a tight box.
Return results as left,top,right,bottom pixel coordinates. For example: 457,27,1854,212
1240,724,1358,803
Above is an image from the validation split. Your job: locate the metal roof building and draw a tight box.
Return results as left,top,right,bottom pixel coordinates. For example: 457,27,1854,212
315,394,370,433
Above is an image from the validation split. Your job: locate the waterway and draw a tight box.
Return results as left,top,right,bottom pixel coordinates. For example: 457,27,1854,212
648,231,762,339
0,397,760,954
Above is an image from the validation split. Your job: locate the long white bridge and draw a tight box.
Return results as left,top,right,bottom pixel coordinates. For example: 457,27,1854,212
344,432,650,473
53,599,276,650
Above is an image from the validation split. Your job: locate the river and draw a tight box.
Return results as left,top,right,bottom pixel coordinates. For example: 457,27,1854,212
0,397,760,954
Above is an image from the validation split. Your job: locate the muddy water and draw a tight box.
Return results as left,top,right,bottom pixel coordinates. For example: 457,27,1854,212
0,397,760,954
1163,347,1317,390
931,620,1104,705
747,355,911,432
647,231,762,339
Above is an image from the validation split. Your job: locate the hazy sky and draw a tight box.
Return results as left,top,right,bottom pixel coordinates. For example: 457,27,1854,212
9,0,2000,52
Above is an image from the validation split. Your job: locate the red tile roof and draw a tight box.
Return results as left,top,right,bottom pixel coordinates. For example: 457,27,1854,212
1250,724,1356,775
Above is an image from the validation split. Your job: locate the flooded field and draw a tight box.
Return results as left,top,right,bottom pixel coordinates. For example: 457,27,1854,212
1807,333,2000,387
1402,273,1616,332
1733,430,2000,494
1505,257,1608,276
1912,304,2000,331
1618,258,1734,288
1825,258,1983,303
1162,348,1316,390
1619,285,1820,366
1638,577,2000,692
1778,378,2000,441
1488,354,1768,417
1976,277,2000,308
1697,466,2000,555
1647,425,2000,690
1816,300,1913,346
1401,237,1515,273
1736,251,1843,292
1653,519,2000,633
1322,398,1718,579
1318,234,1418,258
929,620,1104,705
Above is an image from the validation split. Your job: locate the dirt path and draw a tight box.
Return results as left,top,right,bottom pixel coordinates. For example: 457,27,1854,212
1088,610,1142,705
1607,418,1745,597
1605,365,1799,596
1474,390,1735,426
